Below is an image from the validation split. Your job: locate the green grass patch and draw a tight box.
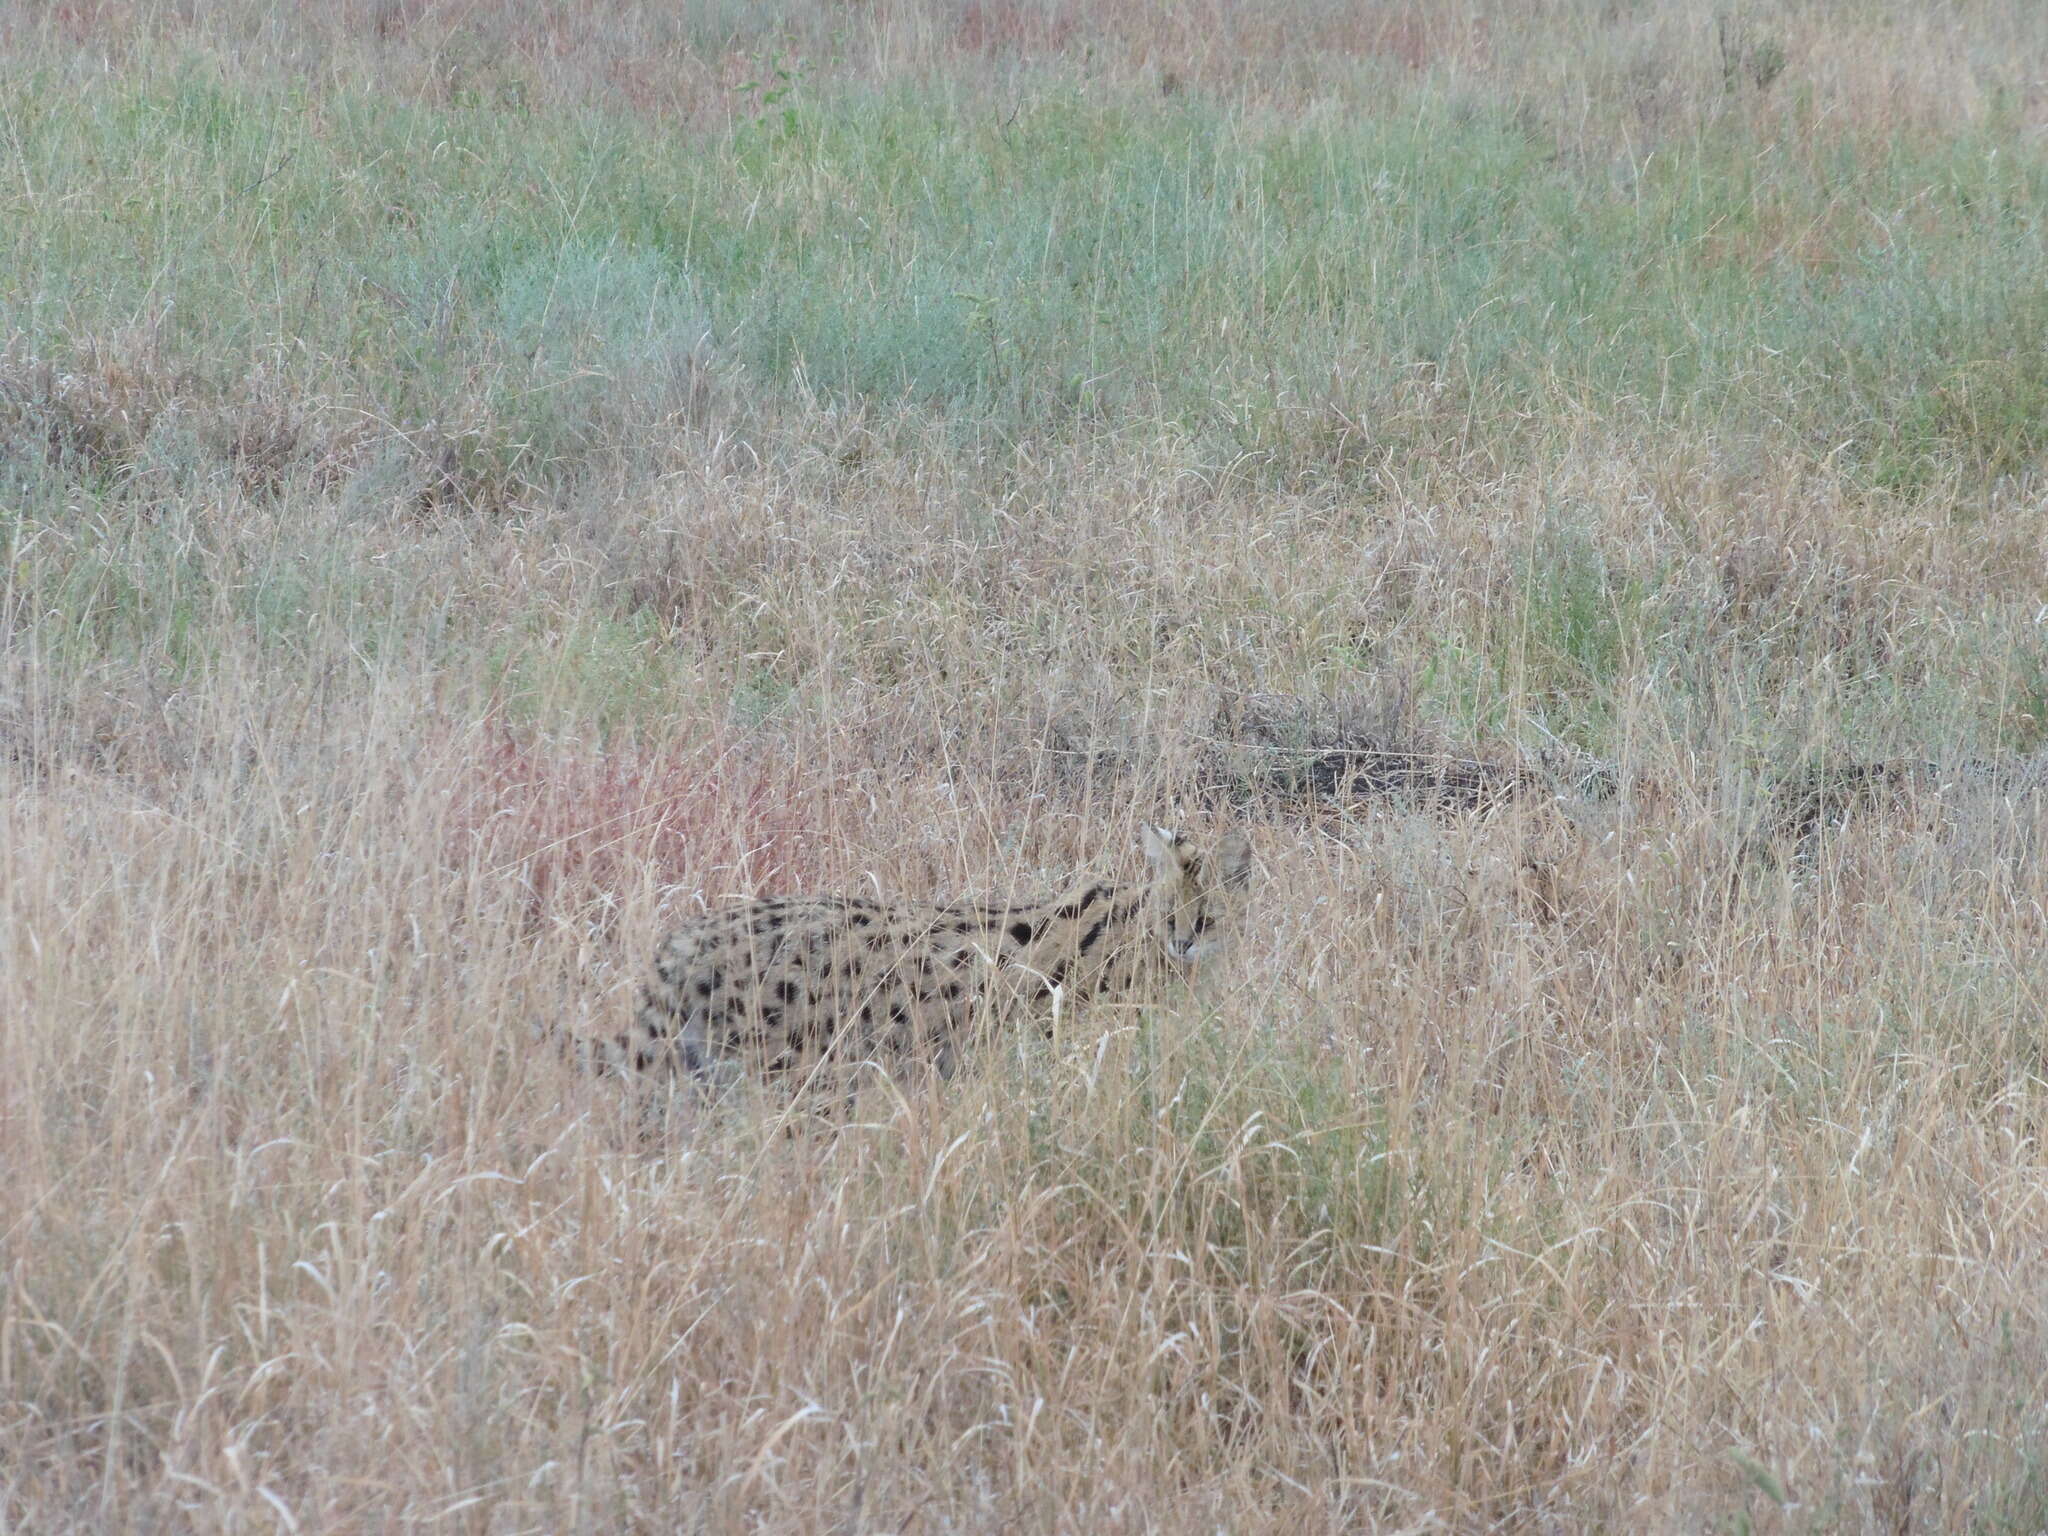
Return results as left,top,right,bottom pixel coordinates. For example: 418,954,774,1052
9,62,2048,502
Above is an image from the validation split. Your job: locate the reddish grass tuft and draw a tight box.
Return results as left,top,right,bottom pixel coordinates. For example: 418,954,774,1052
442,721,819,930
953,0,1078,60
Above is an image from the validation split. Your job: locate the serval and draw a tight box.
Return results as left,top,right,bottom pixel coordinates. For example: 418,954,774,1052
623,823,1254,1088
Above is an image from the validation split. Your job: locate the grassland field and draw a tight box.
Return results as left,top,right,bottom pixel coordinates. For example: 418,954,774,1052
10,0,2048,1529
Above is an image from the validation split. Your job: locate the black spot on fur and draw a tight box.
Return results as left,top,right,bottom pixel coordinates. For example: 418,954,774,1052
1078,918,1109,953
1053,885,1107,920
636,1048,656,1071
695,977,715,999
1008,920,1034,945
850,911,873,928
776,979,801,1003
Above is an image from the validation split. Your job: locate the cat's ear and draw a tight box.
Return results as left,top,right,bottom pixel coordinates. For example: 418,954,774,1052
1140,823,1180,868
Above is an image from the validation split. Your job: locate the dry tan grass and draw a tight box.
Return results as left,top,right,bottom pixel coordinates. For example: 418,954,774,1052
13,0,2048,143
7,434,2048,1530
10,1,2048,1529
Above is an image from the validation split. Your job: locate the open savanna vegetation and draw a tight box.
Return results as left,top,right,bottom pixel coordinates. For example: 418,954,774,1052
11,0,2048,1528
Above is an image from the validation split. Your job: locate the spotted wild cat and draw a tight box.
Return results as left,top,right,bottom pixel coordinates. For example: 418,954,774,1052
624,824,1253,1084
